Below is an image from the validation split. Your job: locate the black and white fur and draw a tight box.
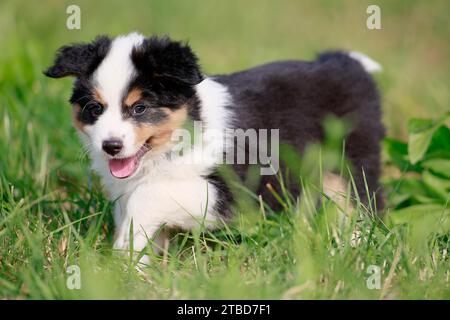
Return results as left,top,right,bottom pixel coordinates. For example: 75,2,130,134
45,32,384,262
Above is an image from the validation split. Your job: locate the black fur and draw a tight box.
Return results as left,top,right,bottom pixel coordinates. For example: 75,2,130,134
44,36,111,78
46,36,112,126
215,51,385,210
128,36,203,117
204,171,234,221
47,35,204,128
131,36,203,86
125,36,204,126
68,79,99,125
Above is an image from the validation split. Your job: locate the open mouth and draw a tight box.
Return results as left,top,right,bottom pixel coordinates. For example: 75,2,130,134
108,142,151,179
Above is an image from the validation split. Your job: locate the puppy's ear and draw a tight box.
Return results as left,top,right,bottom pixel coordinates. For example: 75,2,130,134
131,36,203,86
44,36,111,78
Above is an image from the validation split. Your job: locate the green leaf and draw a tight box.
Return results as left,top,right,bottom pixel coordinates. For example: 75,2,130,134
408,120,437,164
422,159,450,178
393,178,428,197
408,118,435,134
389,203,449,225
422,170,450,201
385,177,435,207
383,138,415,171
388,204,450,251
414,194,439,204
407,113,450,164
426,124,450,155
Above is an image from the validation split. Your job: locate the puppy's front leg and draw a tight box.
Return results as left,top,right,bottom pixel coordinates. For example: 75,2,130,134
113,217,169,264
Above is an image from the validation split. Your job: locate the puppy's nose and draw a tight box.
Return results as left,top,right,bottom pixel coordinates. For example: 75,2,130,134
102,139,123,156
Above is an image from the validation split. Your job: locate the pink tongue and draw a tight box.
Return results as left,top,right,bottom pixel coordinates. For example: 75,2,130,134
108,155,138,179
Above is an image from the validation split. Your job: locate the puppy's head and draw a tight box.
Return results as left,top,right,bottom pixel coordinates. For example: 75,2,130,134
45,33,203,179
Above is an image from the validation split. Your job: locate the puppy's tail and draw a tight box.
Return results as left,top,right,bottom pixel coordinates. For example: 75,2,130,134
317,51,382,73
347,51,382,73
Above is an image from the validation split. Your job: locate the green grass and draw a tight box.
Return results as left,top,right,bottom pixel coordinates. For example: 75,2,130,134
0,0,449,299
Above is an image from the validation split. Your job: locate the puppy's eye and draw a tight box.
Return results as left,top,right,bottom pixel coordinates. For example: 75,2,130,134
84,102,104,118
132,104,147,116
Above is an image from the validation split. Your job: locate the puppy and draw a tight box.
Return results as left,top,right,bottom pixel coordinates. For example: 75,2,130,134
45,33,384,261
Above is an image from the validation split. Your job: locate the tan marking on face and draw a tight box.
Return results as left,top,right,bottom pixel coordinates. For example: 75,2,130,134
72,104,85,133
133,105,188,153
124,88,143,107
93,89,106,106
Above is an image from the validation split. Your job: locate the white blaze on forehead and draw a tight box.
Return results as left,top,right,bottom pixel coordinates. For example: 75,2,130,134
87,33,145,157
93,32,145,105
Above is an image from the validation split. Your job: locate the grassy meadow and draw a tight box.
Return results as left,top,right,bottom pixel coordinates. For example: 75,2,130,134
0,0,449,299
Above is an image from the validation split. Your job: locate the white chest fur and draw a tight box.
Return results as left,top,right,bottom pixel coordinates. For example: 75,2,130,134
102,158,220,252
